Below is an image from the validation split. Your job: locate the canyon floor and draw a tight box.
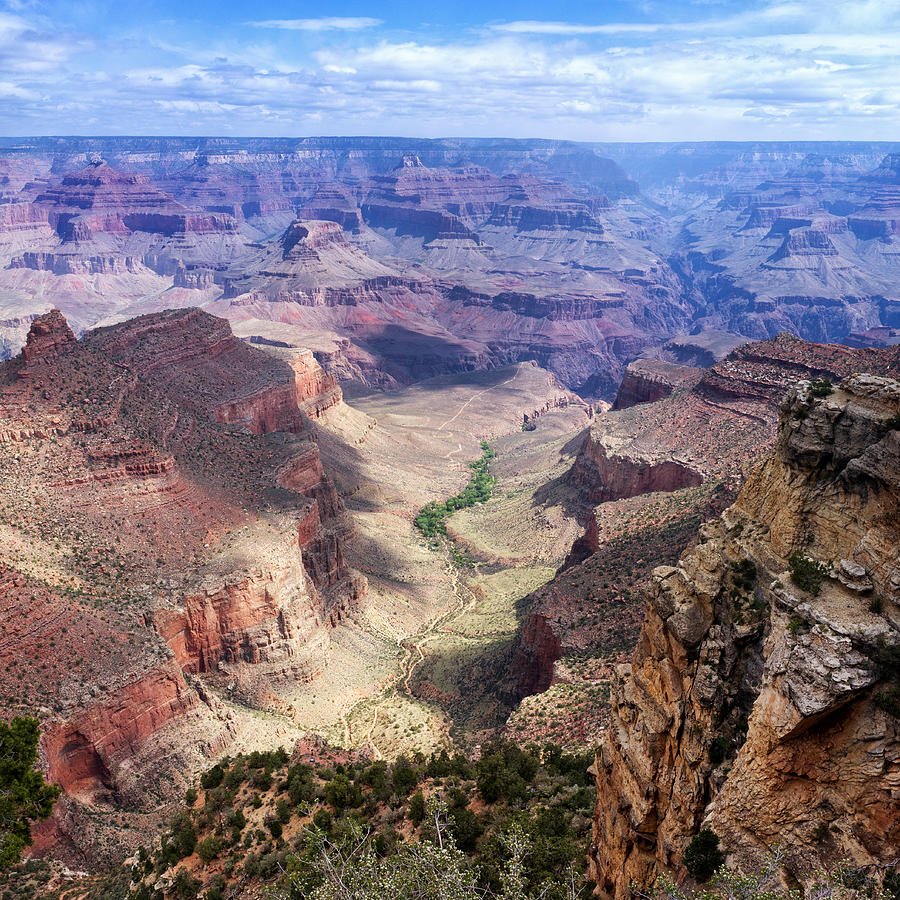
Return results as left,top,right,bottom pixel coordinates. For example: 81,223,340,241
266,362,591,757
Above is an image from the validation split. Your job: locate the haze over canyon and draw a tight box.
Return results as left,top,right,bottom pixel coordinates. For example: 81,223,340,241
0,134,898,900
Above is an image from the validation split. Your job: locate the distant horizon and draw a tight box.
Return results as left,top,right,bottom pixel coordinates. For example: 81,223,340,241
2,135,900,147
1,0,898,141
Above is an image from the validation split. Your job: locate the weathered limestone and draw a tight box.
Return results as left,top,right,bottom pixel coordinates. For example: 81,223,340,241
590,375,900,897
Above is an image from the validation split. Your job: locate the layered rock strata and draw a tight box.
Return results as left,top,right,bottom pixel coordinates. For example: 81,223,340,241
507,335,900,732
590,375,900,896
0,308,364,864
612,359,702,410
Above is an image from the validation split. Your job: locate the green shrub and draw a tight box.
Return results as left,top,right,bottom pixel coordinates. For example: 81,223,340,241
276,797,292,824
200,764,224,790
251,769,272,791
172,868,201,899
788,552,828,596
391,758,420,796
408,790,425,826
313,809,333,833
414,444,496,537
808,378,833,398
0,717,60,869
159,812,196,867
196,835,222,865
683,828,725,883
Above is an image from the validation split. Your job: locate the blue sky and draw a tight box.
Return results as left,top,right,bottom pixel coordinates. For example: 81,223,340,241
1,0,898,140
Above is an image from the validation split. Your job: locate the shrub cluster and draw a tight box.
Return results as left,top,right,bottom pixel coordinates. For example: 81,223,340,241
128,740,595,900
808,378,834,398
788,552,829,596
414,443,496,537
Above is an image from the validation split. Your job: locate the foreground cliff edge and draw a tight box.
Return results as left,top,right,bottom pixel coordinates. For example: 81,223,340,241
591,374,900,896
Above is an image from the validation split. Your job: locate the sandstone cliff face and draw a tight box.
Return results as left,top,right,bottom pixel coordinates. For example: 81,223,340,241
590,375,900,897
612,359,702,410
571,440,704,504
0,309,364,865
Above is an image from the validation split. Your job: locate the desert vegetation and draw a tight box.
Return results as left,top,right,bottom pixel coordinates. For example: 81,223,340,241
100,740,598,900
0,717,59,870
414,443,496,538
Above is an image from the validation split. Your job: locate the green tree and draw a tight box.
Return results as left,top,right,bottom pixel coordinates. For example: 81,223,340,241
196,834,223,865
0,716,60,869
408,790,426,826
683,828,725,883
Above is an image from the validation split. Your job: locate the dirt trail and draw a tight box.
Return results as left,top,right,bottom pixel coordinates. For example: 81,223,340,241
337,544,478,759
365,707,382,760
400,554,477,693
437,368,521,432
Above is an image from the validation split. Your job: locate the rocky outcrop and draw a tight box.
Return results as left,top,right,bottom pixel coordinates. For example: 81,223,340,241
486,202,603,232
0,308,365,864
41,660,199,801
571,436,703,504
361,201,481,241
153,516,333,679
768,229,838,263
590,375,900,897
506,614,561,699
12,250,144,275
291,350,343,418
33,161,239,239
20,308,75,362
173,260,216,289
612,359,702,410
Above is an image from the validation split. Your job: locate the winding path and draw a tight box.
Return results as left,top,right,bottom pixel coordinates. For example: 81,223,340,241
436,367,522,432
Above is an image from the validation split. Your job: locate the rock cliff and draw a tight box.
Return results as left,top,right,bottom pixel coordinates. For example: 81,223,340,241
612,359,702,410
590,374,900,896
0,308,365,865
507,335,900,746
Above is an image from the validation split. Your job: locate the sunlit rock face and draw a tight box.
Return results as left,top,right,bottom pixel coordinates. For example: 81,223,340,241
589,374,900,898
0,308,364,866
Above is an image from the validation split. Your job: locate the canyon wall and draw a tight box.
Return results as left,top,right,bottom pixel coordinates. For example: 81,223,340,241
590,375,900,896
0,309,365,865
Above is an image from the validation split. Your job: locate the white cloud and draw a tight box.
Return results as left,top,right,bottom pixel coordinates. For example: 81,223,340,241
247,17,382,32
491,20,670,35
0,1,898,139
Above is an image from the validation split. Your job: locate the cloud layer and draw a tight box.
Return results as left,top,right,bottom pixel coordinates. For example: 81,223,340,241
0,1,898,139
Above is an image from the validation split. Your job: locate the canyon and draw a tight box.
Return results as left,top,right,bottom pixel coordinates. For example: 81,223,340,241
2,138,899,404
2,136,900,898
506,335,900,726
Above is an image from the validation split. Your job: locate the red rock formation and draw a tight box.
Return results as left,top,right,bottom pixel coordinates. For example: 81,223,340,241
0,308,364,863
292,350,343,417
32,161,239,239
612,359,702,410
19,308,75,362
41,660,197,800
506,614,562,698
570,443,703,504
